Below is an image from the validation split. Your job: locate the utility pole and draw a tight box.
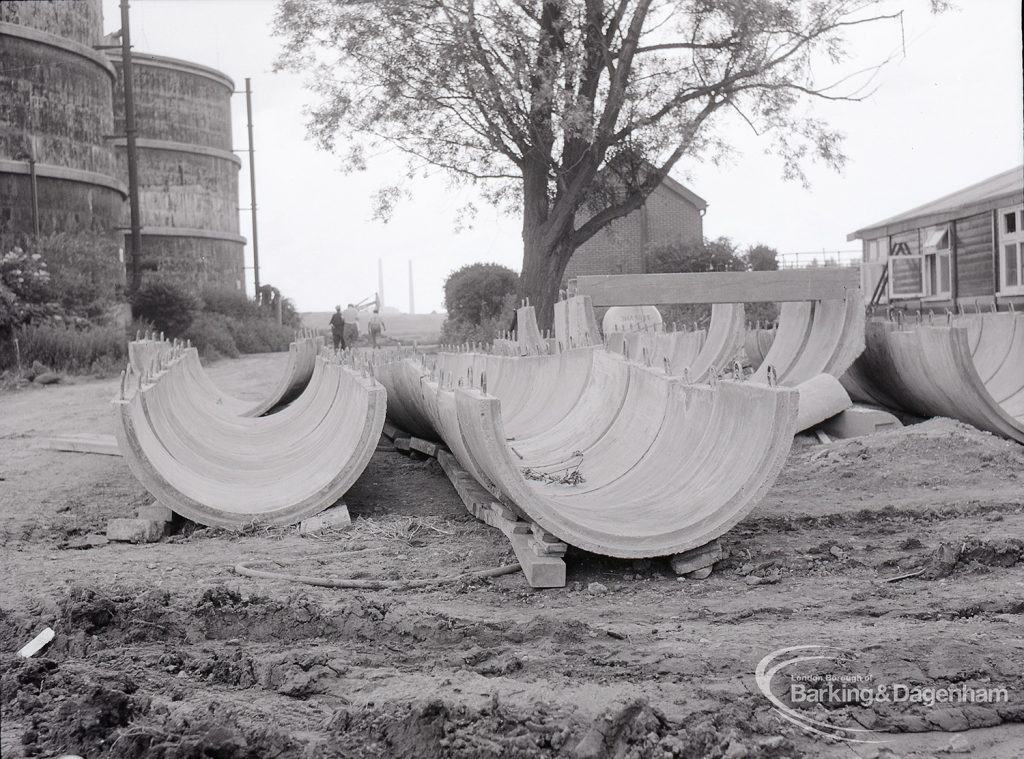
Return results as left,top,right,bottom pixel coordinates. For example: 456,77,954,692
120,0,142,292
27,144,39,236
245,78,260,301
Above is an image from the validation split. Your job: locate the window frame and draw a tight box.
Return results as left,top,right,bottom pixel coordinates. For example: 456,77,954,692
997,204,1024,296
921,223,952,300
888,238,925,299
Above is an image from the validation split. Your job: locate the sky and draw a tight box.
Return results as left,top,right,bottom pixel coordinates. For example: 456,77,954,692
102,0,1024,313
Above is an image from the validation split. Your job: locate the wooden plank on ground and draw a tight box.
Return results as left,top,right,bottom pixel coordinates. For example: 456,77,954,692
437,451,565,588
382,422,400,440
41,434,121,457
575,268,861,306
409,437,440,458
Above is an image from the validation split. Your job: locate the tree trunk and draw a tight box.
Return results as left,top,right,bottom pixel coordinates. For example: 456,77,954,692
517,230,575,333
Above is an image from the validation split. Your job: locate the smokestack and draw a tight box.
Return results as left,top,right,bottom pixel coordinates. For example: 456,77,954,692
378,258,385,310
408,260,415,315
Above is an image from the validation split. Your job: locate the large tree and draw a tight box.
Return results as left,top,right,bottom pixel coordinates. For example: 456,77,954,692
275,0,946,329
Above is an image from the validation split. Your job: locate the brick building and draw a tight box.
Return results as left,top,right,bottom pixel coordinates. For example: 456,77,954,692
565,174,707,281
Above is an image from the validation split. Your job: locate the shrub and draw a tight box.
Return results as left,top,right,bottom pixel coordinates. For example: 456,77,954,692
201,286,260,320
440,291,516,345
0,323,127,374
130,280,199,337
30,232,125,320
644,237,779,326
444,263,518,324
227,317,293,353
183,313,240,359
1,247,56,335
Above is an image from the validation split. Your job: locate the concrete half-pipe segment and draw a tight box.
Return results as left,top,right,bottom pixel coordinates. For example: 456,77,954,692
375,343,798,558
841,313,1024,443
750,297,864,386
127,334,322,417
744,326,776,370
114,346,385,527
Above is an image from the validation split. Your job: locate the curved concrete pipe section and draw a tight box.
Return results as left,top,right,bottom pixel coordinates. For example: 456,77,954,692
554,295,602,350
114,346,385,527
127,334,322,417
376,346,798,557
750,297,864,385
744,326,776,370
841,313,1024,443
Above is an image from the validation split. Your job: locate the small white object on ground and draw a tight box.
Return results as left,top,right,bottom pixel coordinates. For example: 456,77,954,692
17,627,55,657
299,503,352,534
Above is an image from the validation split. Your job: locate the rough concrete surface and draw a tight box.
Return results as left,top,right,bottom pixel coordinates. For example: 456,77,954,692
1,352,1023,758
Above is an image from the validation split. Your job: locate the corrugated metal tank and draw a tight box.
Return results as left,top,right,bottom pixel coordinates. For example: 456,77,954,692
0,0,127,237
108,51,246,294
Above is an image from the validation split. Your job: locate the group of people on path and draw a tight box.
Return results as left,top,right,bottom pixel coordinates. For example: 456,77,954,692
329,303,386,351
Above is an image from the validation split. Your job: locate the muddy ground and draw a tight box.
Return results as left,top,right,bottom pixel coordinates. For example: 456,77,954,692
1,352,1022,758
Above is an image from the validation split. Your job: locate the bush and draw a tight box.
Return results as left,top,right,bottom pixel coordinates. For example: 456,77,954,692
440,292,516,345
1,247,56,335
201,286,260,320
183,313,240,359
444,263,518,324
130,280,199,337
0,323,127,374
226,316,293,353
31,232,125,320
644,237,779,326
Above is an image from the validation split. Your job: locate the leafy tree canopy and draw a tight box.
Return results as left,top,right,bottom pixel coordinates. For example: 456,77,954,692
275,0,947,328
444,262,519,323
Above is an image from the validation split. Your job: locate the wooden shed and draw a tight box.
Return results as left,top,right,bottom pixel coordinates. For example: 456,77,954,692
849,166,1024,311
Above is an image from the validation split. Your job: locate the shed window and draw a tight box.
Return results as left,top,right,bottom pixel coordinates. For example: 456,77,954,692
924,227,949,249
888,238,923,298
998,204,1024,295
921,224,951,299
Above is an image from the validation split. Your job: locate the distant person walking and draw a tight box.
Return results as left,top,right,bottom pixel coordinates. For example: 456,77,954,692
329,305,345,351
342,303,360,349
368,308,386,348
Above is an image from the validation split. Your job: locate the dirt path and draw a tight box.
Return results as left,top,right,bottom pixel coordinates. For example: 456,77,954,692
1,353,1022,758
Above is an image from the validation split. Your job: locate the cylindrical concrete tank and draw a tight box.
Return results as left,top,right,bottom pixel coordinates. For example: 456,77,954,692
108,51,246,293
0,0,127,238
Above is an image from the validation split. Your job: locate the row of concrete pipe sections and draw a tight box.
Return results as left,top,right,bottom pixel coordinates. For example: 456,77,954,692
114,294,1023,562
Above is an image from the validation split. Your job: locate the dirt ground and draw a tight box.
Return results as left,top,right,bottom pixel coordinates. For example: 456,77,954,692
1,352,1022,758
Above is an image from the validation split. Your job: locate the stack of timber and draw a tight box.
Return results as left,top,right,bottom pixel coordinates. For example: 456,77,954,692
841,310,1024,443
114,340,384,527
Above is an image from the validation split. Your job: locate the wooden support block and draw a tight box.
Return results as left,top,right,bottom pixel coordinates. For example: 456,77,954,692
576,268,860,306
409,437,440,458
299,503,352,534
107,518,165,543
437,451,566,588
530,523,562,544
393,437,412,453
529,537,567,557
382,422,400,440
669,539,723,575
42,433,121,457
137,502,174,523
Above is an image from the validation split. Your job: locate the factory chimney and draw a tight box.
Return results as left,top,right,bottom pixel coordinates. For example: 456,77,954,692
378,259,385,310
